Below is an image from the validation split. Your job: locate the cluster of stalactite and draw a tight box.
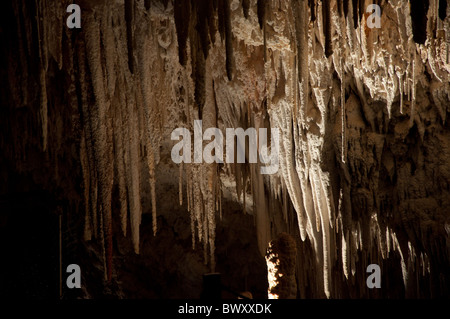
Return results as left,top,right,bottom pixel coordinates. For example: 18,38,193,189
1,0,449,297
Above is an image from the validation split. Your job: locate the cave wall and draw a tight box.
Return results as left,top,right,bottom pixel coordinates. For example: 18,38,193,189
0,0,449,298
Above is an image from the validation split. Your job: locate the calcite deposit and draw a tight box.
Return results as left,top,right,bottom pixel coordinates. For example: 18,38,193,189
0,0,449,298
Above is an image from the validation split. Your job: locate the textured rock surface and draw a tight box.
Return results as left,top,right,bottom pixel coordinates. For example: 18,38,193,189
0,0,449,298
266,232,297,298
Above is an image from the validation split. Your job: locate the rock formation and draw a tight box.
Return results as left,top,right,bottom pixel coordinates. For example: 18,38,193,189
0,0,449,298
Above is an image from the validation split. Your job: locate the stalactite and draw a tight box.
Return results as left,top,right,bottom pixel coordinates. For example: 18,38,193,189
410,48,417,127
144,0,151,11
343,0,349,19
179,161,183,206
36,0,48,151
397,69,404,114
174,0,190,66
85,12,115,280
200,55,219,270
223,0,234,81
438,0,447,21
81,132,92,241
309,0,316,22
125,0,135,73
77,29,98,239
352,0,358,29
193,166,203,244
219,178,223,221
127,89,143,254
242,0,250,19
150,149,157,236
39,66,48,151
410,0,430,44
341,59,346,163
257,0,266,30
186,166,195,249
248,160,267,255
293,0,309,122
187,165,191,214
386,61,397,119
322,0,332,58
114,103,129,237
136,8,164,238
5,0,445,297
